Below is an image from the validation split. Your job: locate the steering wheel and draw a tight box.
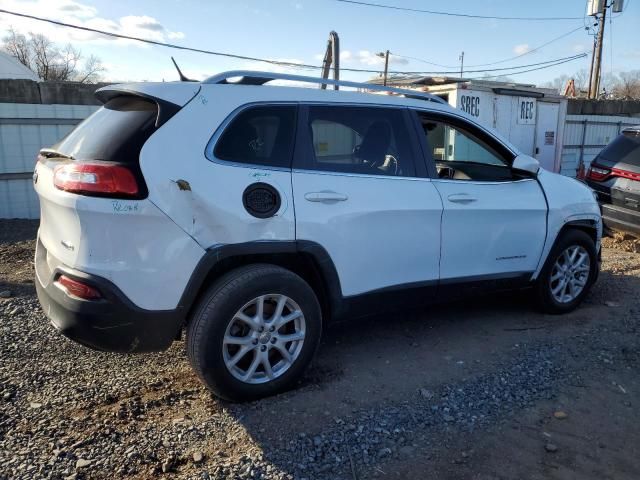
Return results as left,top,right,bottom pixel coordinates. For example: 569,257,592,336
379,155,399,175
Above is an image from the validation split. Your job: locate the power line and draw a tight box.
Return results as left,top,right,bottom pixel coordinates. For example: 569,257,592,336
390,53,587,74
0,8,586,77
457,26,586,67
334,0,583,21
467,55,589,80
391,25,585,70
387,53,451,69
391,54,587,76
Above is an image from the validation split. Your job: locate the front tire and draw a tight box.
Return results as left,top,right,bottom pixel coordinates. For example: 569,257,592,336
535,229,598,314
186,264,322,402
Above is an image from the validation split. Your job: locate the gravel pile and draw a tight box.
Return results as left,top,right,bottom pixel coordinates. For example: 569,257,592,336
3,289,637,480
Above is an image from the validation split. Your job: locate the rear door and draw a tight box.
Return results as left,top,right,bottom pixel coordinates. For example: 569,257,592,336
292,104,442,297
413,110,547,282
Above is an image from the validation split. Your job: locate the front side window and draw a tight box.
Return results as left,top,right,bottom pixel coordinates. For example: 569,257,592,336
214,105,296,168
416,112,514,181
303,106,416,177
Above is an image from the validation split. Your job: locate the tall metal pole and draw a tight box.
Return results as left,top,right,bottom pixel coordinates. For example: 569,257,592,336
382,50,389,86
589,4,607,99
459,51,464,78
320,31,340,90
331,31,340,89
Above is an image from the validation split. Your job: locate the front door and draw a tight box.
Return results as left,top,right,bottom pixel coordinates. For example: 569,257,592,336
414,110,547,282
292,105,443,297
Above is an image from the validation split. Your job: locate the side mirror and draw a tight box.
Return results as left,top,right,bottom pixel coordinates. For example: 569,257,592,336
512,155,540,176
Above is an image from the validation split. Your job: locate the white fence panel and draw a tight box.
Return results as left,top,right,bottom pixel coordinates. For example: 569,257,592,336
0,103,97,219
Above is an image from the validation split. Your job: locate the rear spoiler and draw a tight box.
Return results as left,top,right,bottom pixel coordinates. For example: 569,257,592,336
95,82,201,128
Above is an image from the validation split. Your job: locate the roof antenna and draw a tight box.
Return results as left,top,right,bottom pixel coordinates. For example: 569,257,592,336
171,57,195,82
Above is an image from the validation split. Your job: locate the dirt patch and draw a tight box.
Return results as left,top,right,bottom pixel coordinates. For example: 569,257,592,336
603,230,640,254
0,220,37,299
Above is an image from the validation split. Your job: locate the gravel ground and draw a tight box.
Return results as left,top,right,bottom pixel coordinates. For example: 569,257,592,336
1,219,640,480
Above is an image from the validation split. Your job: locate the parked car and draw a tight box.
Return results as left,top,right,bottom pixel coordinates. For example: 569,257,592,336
586,125,640,237
33,71,602,401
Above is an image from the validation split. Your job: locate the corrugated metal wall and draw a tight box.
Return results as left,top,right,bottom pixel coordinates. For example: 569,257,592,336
0,103,97,218
560,114,640,177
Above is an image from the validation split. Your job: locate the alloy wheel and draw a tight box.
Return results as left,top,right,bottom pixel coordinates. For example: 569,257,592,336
549,245,591,304
222,294,306,384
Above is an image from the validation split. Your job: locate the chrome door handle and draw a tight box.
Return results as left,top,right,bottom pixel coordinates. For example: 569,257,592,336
447,194,477,204
304,191,348,203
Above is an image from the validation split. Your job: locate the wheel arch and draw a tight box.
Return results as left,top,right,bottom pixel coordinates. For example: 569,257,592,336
558,219,599,245
177,241,343,327
532,218,600,281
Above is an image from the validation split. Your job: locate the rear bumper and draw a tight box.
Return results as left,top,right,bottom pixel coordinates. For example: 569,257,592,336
35,238,183,353
600,203,640,236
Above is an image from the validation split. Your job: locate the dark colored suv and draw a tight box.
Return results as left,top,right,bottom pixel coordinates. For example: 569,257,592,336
586,126,640,236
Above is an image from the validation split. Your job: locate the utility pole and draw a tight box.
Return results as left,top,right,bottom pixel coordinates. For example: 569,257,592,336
589,3,608,99
459,51,464,78
377,50,390,86
587,34,596,96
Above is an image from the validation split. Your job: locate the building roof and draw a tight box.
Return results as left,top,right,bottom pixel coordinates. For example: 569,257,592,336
368,74,537,88
0,51,39,81
368,74,561,98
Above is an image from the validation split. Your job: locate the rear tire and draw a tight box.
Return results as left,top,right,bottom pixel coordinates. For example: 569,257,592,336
534,229,598,314
186,264,322,402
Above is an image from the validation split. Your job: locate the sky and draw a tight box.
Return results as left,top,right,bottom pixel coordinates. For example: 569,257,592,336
0,0,639,86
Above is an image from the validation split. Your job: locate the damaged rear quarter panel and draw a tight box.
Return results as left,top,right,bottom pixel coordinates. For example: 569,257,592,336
139,85,296,248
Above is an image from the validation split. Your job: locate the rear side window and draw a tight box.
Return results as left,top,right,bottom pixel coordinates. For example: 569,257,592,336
55,96,158,163
214,105,297,168
598,130,640,166
300,106,415,177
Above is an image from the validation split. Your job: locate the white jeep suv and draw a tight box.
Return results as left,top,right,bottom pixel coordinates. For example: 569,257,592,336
33,71,601,401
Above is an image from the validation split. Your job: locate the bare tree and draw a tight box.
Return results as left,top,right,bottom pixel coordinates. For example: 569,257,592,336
542,74,569,93
3,27,29,66
573,69,589,92
543,69,637,98
75,54,104,84
2,27,105,83
612,70,640,100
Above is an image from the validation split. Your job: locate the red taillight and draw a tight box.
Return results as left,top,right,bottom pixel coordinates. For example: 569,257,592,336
53,162,139,197
587,164,611,181
610,167,640,182
587,163,640,182
56,275,102,300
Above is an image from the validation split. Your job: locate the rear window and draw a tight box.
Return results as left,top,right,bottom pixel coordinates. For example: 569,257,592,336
55,96,158,163
598,130,640,167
